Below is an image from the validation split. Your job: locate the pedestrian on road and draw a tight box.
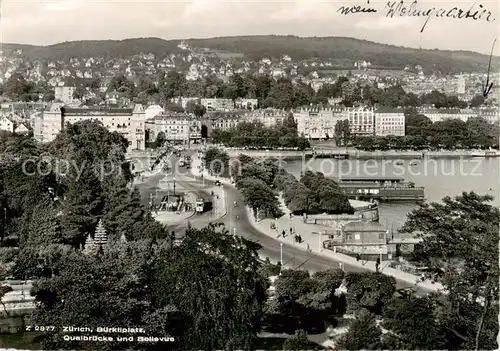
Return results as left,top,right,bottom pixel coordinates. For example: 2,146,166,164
307,244,310,251
282,229,286,238
356,254,361,261
294,235,298,243
298,235,302,243
289,227,293,235
289,213,292,219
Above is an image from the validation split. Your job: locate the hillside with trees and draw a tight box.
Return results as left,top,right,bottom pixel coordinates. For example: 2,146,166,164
2,36,497,73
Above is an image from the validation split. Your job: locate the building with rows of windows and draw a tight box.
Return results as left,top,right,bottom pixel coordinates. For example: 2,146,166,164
293,106,406,139
34,103,146,151
145,112,201,145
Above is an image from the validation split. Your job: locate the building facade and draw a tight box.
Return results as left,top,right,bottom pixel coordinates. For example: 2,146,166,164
419,108,480,123
54,86,76,104
145,112,201,144
201,115,241,137
34,103,146,150
293,107,346,140
235,98,259,110
337,221,389,256
243,108,289,127
375,111,405,137
200,98,234,112
347,107,375,136
0,116,14,133
418,108,499,124
457,76,466,95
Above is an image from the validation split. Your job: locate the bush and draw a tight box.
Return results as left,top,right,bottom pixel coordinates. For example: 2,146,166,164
282,329,310,350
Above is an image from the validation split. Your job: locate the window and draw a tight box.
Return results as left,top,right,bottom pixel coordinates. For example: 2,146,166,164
346,234,353,240
355,234,360,240
378,233,385,239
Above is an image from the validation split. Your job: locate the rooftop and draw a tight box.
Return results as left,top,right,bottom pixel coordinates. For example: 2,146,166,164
63,107,134,115
343,221,386,232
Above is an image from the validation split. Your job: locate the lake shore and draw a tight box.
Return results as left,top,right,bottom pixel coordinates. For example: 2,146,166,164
221,148,492,159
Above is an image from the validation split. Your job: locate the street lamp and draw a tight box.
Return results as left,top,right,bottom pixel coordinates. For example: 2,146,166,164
280,242,283,275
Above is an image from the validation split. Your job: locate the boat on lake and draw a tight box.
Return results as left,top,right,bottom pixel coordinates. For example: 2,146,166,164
337,176,424,202
471,150,500,157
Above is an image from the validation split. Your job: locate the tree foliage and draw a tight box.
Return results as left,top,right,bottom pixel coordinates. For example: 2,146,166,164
275,170,354,215
353,116,499,150
401,191,499,350
336,312,384,350
344,272,396,314
382,296,445,349
203,147,230,177
212,114,309,150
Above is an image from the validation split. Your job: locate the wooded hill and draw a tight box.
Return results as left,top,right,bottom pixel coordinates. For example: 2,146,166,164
2,35,497,74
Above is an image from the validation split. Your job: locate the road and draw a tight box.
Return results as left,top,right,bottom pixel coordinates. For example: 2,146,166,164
136,149,431,295
134,153,215,234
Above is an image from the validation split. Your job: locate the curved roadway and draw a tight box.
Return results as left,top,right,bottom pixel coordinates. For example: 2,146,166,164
137,150,431,295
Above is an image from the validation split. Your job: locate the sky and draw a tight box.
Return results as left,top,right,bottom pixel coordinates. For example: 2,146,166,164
1,0,499,55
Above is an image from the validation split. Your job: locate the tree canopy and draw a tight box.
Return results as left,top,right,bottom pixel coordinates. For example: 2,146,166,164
401,191,499,350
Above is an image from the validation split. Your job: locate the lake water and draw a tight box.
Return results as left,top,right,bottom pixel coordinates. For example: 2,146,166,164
284,157,500,231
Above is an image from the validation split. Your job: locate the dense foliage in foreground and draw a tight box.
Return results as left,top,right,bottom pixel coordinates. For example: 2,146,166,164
0,123,497,350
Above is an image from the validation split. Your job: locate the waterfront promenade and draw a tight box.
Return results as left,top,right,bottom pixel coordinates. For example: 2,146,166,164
219,147,489,160
191,155,445,293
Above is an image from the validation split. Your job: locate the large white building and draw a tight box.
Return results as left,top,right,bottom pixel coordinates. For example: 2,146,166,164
54,86,76,104
419,108,499,124
243,108,289,128
0,116,14,133
347,107,375,136
293,107,347,140
375,110,405,137
145,113,201,145
293,106,408,138
457,76,466,95
200,98,234,112
34,103,146,150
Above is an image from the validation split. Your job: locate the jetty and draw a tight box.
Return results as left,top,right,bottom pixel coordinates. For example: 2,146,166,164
338,176,425,202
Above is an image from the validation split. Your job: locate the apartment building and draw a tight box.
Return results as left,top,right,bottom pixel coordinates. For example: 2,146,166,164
419,108,477,123
145,112,201,145
293,107,346,140
200,98,234,112
347,107,375,136
235,98,258,110
419,108,499,124
201,115,241,137
375,110,405,137
243,108,288,127
54,86,76,104
34,103,146,150
478,109,500,124
456,76,466,95
0,116,14,133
